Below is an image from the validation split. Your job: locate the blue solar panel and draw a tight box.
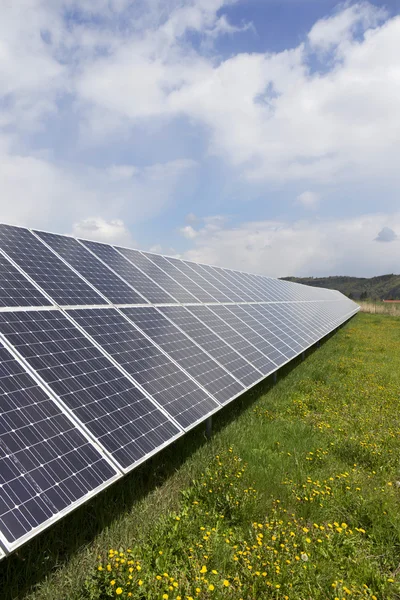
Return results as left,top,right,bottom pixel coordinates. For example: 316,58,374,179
67,308,218,429
117,247,199,304
0,225,104,306
34,231,146,306
81,240,176,305
186,305,276,375
0,340,118,550
121,306,242,405
0,252,51,308
0,310,180,472
159,306,261,388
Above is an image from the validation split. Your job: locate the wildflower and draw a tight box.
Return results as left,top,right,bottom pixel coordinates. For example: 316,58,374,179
223,580,230,587
209,584,215,591
301,553,308,562
163,595,169,600
200,565,207,573
110,580,116,586
116,588,123,596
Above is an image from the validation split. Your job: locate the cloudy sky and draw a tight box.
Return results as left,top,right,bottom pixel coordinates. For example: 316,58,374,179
1,0,400,277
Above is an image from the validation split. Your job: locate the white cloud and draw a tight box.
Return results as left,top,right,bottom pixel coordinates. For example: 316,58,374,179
71,217,135,245
0,150,196,230
180,213,400,277
180,225,199,239
296,191,320,210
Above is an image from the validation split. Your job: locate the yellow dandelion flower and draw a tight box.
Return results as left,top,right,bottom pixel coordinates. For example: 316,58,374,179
162,595,169,600
138,580,143,585
200,565,207,573
110,580,116,586
97,566,103,571
209,583,215,591
116,588,123,596
223,580,230,587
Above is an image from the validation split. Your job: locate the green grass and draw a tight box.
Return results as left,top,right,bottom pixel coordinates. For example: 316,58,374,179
2,312,400,599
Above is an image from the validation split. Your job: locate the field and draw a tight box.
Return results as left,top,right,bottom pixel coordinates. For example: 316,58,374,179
1,312,400,600
359,301,400,316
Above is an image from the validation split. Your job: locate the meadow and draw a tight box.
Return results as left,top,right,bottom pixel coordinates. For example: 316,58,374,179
1,311,400,600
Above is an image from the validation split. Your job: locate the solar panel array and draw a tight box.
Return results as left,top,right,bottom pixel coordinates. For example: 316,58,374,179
0,223,359,557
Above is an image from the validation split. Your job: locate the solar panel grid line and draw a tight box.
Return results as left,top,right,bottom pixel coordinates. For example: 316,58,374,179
254,304,315,347
235,304,300,357
0,331,121,553
207,305,289,366
159,306,262,389
156,307,250,388
210,267,266,302
67,307,220,432
205,265,256,302
249,305,310,353
60,308,187,437
291,303,334,336
32,230,150,307
0,225,105,307
80,239,177,305
29,229,116,308
189,263,244,303
0,309,182,474
185,305,277,376
164,257,231,303
116,247,199,304
239,273,284,302
0,251,54,309
0,248,56,310
141,252,219,304
121,306,244,407
250,274,293,302
253,303,316,347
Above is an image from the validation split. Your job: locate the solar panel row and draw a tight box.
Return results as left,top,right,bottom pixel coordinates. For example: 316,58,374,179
0,223,359,556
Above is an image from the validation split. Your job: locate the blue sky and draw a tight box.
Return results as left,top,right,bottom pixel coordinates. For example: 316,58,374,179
1,0,400,277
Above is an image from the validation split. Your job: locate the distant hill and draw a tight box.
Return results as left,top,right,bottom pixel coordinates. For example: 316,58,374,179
281,274,400,300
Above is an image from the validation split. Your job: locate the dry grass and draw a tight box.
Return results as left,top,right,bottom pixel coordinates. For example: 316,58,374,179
358,301,400,316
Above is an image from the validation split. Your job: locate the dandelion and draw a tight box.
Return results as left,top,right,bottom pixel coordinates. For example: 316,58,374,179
116,588,123,595
200,565,207,573
223,579,230,587
209,584,215,591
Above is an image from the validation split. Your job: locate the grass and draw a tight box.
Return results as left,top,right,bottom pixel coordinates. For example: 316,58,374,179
1,312,400,599
359,300,400,316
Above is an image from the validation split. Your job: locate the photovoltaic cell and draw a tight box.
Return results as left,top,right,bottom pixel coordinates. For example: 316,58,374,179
0,253,51,308
159,306,261,388
166,258,230,302
186,305,276,375
34,231,146,306
207,305,287,366
210,266,263,302
122,306,242,405
185,262,243,302
224,305,293,362
117,248,198,303
0,225,104,307
80,240,176,305
143,253,217,303
247,304,305,352
67,308,217,429
199,264,252,302
0,310,179,471
0,341,118,549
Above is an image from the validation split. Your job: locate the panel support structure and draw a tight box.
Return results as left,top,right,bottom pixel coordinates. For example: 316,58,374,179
205,416,213,440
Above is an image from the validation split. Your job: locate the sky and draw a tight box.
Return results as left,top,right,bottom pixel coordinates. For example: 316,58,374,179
1,0,400,278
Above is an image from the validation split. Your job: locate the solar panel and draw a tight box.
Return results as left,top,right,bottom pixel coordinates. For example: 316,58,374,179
67,308,218,429
183,261,243,302
0,222,359,558
121,306,243,405
80,240,176,305
117,248,199,303
224,304,295,360
0,339,119,551
196,263,250,302
165,257,231,302
207,304,287,366
0,225,104,307
34,231,146,306
0,252,52,308
209,266,264,302
158,306,262,388
185,305,276,375
142,253,217,303
0,310,180,472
